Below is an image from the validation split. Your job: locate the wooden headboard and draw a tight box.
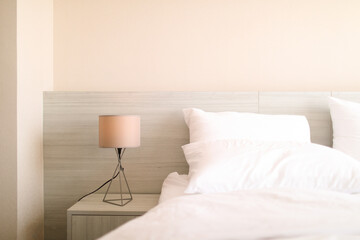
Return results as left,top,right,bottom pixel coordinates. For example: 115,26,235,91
44,91,360,240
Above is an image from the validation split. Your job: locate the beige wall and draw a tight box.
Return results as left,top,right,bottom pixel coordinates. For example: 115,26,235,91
0,0,18,239
54,0,360,91
17,0,53,239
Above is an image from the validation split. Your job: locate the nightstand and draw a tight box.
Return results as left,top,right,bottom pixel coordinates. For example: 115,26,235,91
67,194,160,240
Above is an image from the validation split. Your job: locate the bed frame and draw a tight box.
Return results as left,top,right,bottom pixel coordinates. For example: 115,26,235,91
44,91,360,240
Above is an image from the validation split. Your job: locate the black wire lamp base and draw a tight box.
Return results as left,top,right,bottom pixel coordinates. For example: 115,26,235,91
103,148,133,207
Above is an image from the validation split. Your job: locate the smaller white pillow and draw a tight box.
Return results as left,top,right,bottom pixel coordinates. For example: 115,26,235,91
182,139,360,194
329,97,360,161
183,108,311,143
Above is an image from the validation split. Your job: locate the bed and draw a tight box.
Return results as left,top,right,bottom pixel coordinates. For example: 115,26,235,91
101,177,360,240
44,92,360,240
97,96,360,240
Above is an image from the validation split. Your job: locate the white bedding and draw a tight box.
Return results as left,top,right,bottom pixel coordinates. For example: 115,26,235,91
158,172,189,203
100,188,360,240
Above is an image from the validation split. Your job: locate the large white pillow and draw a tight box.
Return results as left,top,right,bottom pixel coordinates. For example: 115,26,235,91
329,97,360,161
182,139,360,194
183,108,311,143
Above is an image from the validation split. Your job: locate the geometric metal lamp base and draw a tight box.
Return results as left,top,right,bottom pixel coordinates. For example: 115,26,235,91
103,148,133,207
103,194,132,207
103,197,132,207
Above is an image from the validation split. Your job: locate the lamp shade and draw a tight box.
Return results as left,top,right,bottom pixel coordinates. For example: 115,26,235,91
99,115,140,148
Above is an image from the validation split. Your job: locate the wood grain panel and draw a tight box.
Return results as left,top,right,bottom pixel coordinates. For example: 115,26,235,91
44,91,258,240
259,92,332,146
46,91,360,240
71,215,136,240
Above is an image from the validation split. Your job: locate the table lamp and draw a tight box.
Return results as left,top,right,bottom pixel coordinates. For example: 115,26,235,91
99,115,140,206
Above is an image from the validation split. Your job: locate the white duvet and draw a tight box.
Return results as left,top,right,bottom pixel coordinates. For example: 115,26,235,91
99,189,360,240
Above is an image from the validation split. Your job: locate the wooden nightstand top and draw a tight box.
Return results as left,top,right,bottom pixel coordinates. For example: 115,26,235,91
68,194,160,216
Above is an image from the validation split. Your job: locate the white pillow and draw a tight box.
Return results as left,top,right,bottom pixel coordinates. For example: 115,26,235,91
182,139,360,194
329,97,360,161
183,108,311,143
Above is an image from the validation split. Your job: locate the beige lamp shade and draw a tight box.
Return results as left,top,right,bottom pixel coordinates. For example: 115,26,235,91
99,115,140,148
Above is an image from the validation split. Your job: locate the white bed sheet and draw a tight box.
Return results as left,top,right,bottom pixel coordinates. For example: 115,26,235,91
100,188,360,240
158,172,189,204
